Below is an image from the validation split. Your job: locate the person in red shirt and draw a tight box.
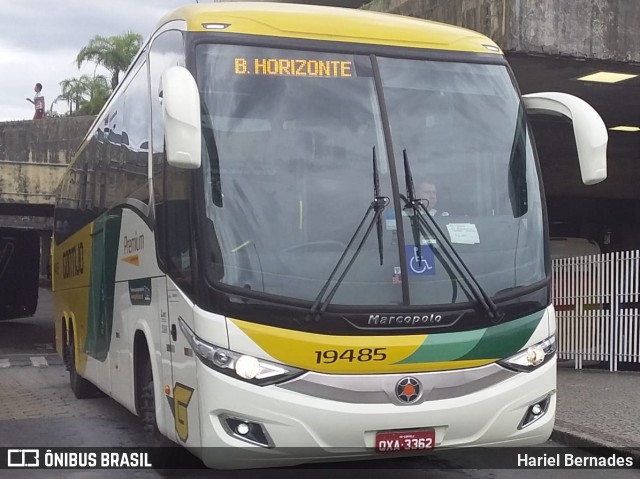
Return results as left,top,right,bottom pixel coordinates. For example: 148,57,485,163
26,83,45,120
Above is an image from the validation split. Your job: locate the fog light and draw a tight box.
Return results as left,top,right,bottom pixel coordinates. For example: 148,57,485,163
519,395,551,429
221,416,274,448
236,422,250,435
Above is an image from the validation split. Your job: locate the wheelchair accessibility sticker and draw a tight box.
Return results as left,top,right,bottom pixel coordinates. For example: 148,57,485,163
405,245,436,275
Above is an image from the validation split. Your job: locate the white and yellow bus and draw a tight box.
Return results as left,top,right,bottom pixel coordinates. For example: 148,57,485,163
52,2,607,469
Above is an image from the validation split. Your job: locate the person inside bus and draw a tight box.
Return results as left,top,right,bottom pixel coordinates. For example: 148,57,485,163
26,83,45,120
417,180,449,216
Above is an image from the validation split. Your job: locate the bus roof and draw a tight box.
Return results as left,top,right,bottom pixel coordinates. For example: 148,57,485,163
157,2,502,55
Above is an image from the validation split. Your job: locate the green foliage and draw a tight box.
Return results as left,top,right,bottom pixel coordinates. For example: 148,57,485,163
54,31,142,116
76,31,143,89
55,75,110,116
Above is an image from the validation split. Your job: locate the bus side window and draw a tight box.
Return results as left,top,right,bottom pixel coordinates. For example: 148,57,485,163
149,29,193,295
156,167,193,294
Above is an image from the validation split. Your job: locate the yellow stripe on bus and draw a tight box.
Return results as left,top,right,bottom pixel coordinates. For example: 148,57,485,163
231,319,495,374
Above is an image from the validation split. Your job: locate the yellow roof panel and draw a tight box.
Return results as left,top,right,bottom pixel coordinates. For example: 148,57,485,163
157,2,502,54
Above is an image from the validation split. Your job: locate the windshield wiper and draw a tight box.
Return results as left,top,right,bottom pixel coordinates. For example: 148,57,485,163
399,149,459,302
401,150,424,265
306,146,389,321
373,146,385,266
401,149,503,323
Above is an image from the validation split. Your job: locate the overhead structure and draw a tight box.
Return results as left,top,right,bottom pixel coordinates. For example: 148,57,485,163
363,0,640,252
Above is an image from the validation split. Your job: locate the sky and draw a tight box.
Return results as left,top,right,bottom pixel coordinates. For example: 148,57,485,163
0,0,191,122
0,0,371,122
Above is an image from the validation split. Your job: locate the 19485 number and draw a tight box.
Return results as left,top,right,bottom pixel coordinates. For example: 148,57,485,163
314,348,387,364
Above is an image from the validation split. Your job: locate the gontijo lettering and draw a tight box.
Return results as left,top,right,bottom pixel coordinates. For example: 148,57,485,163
62,243,84,279
235,58,352,78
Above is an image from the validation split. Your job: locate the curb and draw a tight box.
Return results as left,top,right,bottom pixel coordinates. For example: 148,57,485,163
551,428,640,462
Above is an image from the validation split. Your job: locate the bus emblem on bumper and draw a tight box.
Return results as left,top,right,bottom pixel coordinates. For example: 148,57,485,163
396,377,422,404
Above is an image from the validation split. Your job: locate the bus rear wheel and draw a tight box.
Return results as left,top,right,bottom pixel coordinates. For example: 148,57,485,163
67,326,103,399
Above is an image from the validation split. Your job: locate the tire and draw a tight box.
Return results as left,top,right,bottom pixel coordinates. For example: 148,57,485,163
139,359,162,441
138,356,200,469
68,327,103,399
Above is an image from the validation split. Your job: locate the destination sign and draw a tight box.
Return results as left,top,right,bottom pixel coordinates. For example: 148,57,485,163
234,57,353,78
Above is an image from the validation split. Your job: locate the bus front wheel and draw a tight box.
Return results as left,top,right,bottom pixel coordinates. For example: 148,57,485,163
138,356,185,468
139,359,160,439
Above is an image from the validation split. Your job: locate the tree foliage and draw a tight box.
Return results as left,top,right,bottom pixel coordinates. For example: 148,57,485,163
55,74,110,116
55,31,141,117
76,31,143,89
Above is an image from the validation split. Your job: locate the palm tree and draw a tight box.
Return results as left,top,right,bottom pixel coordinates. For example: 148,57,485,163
56,78,85,115
78,74,110,115
56,74,111,116
76,31,142,89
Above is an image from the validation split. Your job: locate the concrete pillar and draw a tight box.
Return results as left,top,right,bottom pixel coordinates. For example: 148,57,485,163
39,231,52,285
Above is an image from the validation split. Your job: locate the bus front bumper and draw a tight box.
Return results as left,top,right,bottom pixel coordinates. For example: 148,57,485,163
195,358,556,469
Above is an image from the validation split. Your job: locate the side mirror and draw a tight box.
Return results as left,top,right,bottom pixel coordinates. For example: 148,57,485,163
161,66,201,169
523,92,607,185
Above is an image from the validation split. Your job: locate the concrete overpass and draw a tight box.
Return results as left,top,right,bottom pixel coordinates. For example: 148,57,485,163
0,116,94,278
0,116,94,218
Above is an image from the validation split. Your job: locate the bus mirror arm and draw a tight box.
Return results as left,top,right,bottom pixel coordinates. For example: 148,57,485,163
522,92,607,186
161,66,202,170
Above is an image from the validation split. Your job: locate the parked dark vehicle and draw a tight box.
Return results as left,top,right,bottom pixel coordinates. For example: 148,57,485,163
0,228,40,320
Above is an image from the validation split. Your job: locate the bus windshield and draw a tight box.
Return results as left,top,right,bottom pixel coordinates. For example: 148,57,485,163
196,44,546,308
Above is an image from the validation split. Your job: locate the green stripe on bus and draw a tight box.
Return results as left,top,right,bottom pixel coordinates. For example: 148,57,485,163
458,311,543,360
398,311,544,363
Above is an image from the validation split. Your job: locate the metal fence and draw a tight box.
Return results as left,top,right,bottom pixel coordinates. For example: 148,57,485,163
552,250,640,371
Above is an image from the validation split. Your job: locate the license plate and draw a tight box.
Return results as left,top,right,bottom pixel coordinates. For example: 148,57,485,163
375,430,435,454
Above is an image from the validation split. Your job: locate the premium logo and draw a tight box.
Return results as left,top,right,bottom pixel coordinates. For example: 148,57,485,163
121,232,144,266
395,377,422,404
123,232,144,255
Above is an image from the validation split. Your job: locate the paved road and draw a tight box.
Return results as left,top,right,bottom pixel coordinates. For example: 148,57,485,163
0,287,58,366
0,289,638,478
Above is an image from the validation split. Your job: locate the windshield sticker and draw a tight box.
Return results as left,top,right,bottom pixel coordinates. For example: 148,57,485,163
392,266,402,284
446,223,480,244
385,210,411,231
385,210,396,231
235,58,353,78
420,235,437,245
405,245,436,276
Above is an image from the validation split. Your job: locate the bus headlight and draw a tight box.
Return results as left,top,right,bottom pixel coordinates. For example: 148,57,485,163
498,336,557,372
179,318,304,385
